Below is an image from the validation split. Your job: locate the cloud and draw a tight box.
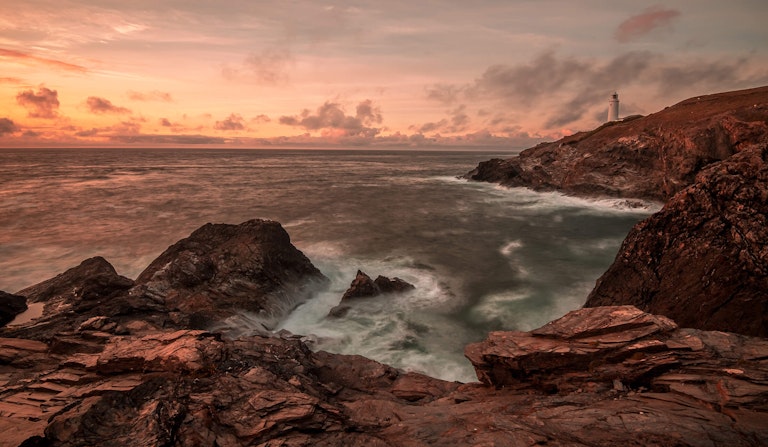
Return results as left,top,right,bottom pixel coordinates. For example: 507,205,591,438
109,134,227,145
16,87,60,118
470,51,590,106
127,90,173,102
0,48,87,73
86,96,131,114
426,84,463,105
160,118,173,127
413,104,471,135
279,100,383,137
223,46,294,84
464,50,768,129
250,114,271,124
214,113,246,131
615,6,681,43
0,77,23,84
0,118,18,136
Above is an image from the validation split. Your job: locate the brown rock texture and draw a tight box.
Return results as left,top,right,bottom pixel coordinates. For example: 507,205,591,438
132,219,328,328
3,257,136,340
340,270,415,301
465,85,768,201
584,144,768,337
0,291,27,327
2,306,767,446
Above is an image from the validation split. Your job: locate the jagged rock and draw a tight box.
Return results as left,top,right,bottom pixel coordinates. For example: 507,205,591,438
2,308,767,446
328,270,415,318
76,316,127,335
131,219,328,329
465,86,768,201
0,291,27,327
1,257,136,340
340,270,415,301
585,144,768,337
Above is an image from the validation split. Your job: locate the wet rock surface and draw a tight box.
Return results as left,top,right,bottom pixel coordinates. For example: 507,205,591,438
0,291,27,327
132,219,329,329
465,86,768,201
1,306,766,446
340,270,415,301
585,144,768,337
2,220,329,340
329,270,415,318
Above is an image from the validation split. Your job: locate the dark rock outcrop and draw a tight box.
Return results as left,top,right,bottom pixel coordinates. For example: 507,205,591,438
329,270,415,317
3,257,135,339
465,86,768,201
2,306,767,446
0,291,27,327
584,144,768,337
2,220,330,340
132,219,328,328
340,270,415,301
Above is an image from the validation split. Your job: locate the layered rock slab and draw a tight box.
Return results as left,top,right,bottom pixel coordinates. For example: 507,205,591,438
2,306,766,446
584,144,768,337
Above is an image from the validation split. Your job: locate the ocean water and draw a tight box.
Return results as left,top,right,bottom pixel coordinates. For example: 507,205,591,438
0,148,658,382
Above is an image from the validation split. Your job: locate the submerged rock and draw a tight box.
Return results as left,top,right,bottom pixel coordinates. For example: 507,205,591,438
0,291,27,327
585,144,768,337
329,270,415,318
465,86,768,201
340,270,415,301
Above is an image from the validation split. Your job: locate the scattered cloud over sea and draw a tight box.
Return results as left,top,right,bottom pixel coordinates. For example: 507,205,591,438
16,87,60,119
279,99,383,138
0,118,18,136
86,96,131,115
214,113,247,131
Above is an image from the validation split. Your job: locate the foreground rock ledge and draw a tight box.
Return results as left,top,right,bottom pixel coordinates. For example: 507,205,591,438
2,306,766,446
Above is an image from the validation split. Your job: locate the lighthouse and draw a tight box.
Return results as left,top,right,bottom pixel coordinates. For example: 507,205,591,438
607,92,620,122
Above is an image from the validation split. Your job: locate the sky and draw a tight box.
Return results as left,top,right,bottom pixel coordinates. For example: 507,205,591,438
1,0,767,149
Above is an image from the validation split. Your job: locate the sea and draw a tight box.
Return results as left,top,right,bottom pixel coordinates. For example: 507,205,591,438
0,148,659,382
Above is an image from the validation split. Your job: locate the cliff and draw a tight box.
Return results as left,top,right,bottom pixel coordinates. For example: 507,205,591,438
465,86,768,201
584,144,768,337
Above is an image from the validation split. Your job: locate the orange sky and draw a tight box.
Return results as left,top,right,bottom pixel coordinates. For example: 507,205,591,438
1,1,767,148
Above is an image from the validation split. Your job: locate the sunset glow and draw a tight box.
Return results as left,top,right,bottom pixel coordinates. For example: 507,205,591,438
1,1,767,148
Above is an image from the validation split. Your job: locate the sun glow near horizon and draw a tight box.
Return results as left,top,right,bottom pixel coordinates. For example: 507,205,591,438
1,1,767,149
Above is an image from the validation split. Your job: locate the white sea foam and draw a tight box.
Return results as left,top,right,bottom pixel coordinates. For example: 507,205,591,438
499,240,523,256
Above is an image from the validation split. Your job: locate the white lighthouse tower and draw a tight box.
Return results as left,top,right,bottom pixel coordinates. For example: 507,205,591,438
607,92,620,122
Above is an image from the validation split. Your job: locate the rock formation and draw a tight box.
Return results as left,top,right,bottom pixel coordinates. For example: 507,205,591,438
2,306,766,446
132,219,329,329
584,144,768,337
465,86,768,201
2,220,329,341
340,270,415,301
3,257,135,340
0,291,26,327
329,270,415,317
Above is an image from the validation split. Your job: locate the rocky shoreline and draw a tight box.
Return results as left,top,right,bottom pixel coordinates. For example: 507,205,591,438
2,86,768,445
2,217,767,445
